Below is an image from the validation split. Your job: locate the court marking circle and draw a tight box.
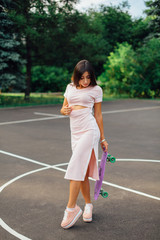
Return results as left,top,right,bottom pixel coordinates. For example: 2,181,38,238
0,150,160,240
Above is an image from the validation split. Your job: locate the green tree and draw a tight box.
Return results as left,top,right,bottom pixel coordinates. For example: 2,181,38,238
144,0,160,38
35,1,148,77
30,6,107,76
0,2,25,92
8,0,78,99
29,0,78,68
132,38,160,97
98,42,135,95
67,11,107,76
92,1,151,52
98,3,133,54
98,39,160,98
31,65,69,92
130,17,152,49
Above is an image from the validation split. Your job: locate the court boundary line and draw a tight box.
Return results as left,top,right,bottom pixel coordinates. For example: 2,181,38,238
0,150,160,240
116,159,160,162
34,112,63,117
102,106,160,114
0,105,159,126
0,150,160,200
0,116,67,126
34,106,160,117
0,104,160,239
0,218,31,240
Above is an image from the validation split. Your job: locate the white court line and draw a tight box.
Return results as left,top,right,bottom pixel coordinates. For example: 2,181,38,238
97,159,160,163
100,180,160,201
0,166,50,193
88,178,160,201
54,163,69,167
0,106,159,126
0,116,67,126
0,151,160,240
1,162,159,240
0,218,31,240
1,150,159,168
35,106,160,116
0,150,160,201
102,106,160,114
116,159,160,163
0,150,67,173
0,150,50,167
0,164,66,193
34,112,67,118
0,154,160,201
0,165,65,240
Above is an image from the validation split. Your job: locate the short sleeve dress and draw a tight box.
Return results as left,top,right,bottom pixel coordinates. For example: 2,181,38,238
64,83,103,181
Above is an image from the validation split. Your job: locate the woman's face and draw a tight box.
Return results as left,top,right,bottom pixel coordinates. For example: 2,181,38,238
79,71,91,88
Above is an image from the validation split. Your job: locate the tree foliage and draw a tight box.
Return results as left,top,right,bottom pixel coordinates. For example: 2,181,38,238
98,42,136,95
0,2,25,92
7,0,78,98
144,0,160,38
98,38,160,98
133,38,160,97
1,0,159,99
31,65,69,92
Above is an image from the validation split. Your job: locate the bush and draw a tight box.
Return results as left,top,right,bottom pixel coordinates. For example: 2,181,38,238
98,38,160,98
98,42,135,95
31,66,70,92
132,38,160,98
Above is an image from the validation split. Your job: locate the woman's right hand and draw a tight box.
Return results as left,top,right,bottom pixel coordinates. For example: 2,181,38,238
63,104,72,115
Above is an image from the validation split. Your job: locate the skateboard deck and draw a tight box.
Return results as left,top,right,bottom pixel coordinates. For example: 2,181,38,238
94,152,116,200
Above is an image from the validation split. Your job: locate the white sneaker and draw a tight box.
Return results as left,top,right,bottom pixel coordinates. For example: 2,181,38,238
83,204,93,222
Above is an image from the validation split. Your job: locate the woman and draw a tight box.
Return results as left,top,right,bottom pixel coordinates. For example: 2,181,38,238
60,60,108,229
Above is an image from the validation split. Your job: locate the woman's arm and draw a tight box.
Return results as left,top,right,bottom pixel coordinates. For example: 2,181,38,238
94,102,108,152
60,98,72,115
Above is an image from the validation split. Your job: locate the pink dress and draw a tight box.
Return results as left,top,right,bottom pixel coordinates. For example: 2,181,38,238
64,83,103,181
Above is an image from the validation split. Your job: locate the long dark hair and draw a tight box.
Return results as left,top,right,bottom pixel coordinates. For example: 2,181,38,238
72,60,97,87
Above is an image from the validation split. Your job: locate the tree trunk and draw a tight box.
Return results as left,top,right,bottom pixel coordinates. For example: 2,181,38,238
25,36,31,101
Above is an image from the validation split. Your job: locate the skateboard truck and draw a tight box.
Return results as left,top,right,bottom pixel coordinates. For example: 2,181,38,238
107,154,116,163
100,188,108,198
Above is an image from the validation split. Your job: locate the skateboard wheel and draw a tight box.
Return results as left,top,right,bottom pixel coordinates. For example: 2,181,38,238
110,157,116,163
102,191,108,198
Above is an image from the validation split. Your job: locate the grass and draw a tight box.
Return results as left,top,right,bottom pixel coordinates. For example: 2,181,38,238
0,92,120,108
0,93,64,108
0,92,158,108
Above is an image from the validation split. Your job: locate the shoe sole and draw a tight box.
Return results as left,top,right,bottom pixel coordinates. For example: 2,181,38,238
83,217,92,222
63,209,82,229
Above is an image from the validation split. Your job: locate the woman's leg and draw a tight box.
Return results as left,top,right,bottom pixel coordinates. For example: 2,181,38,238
67,149,95,207
80,149,95,203
80,172,91,204
61,181,82,229
67,180,81,208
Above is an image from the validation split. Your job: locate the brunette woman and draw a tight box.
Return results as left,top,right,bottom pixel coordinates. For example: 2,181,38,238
60,60,108,229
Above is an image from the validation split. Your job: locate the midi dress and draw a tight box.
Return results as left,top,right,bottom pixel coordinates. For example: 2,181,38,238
64,83,103,181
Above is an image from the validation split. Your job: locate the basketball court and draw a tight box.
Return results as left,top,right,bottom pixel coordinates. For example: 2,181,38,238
0,99,160,240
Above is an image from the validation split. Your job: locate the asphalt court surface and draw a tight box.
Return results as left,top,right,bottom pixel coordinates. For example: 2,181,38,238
0,99,160,240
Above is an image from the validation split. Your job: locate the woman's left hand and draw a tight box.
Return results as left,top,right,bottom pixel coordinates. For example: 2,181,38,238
101,140,108,152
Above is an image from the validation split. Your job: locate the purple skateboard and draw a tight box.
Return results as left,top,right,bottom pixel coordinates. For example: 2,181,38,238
94,152,116,200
